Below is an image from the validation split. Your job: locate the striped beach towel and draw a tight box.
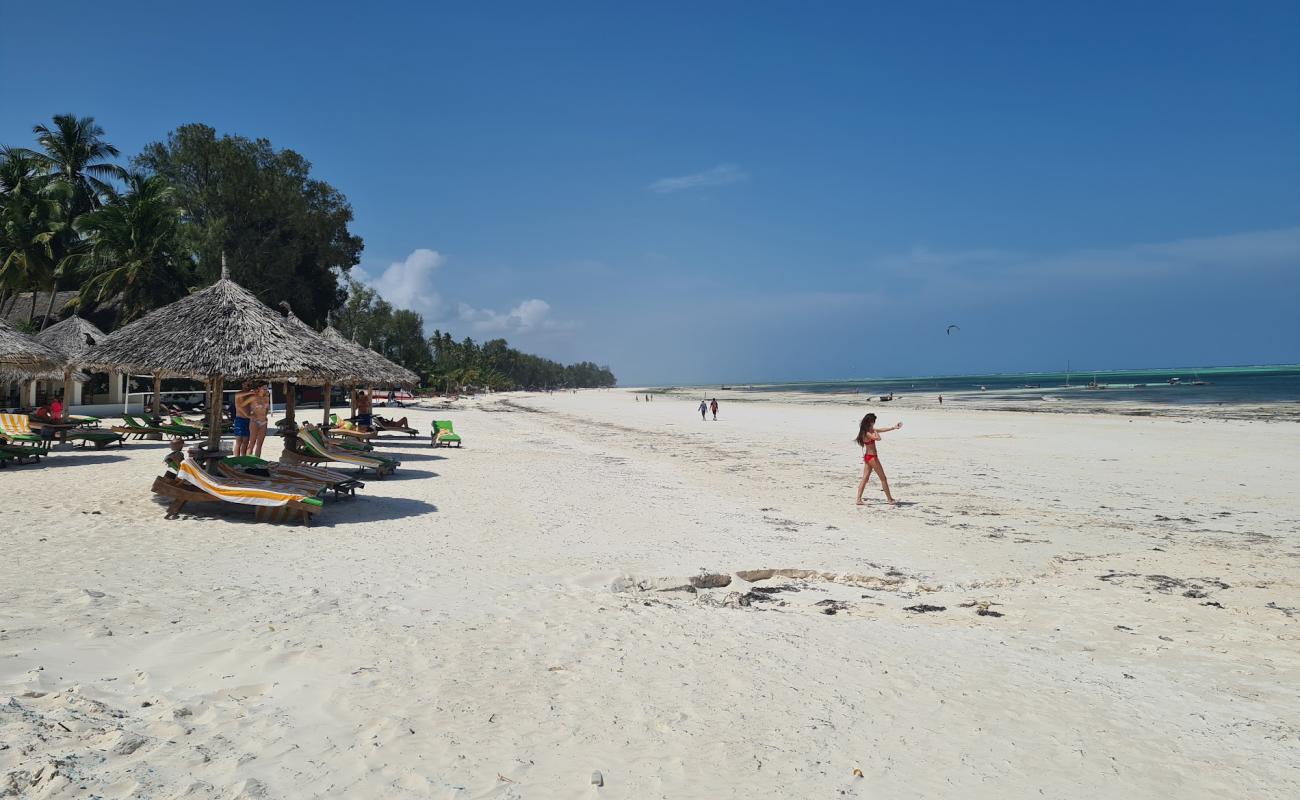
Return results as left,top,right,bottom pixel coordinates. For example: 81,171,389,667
0,413,46,445
177,455,309,508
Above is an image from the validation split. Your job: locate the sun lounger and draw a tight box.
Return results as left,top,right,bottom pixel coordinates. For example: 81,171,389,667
218,455,363,498
328,413,377,442
0,442,43,464
373,416,419,437
26,416,123,449
0,413,50,446
68,429,126,449
432,420,462,447
113,415,167,440
282,425,398,477
153,453,323,526
0,414,53,456
214,459,327,498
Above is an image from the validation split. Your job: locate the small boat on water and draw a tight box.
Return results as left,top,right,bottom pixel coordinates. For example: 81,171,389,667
1168,377,1182,385
1086,375,1106,390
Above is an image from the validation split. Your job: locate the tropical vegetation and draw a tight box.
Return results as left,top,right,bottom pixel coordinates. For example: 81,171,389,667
0,114,616,389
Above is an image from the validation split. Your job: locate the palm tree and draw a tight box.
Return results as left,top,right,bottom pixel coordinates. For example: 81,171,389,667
74,173,189,323
0,147,63,325
21,115,126,327
28,114,125,216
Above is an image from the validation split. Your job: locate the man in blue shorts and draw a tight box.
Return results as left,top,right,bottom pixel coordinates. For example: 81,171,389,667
233,380,255,456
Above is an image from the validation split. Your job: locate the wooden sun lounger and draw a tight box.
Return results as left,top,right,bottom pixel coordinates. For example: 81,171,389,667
285,425,398,477
153,455,322,526
374,417,419,437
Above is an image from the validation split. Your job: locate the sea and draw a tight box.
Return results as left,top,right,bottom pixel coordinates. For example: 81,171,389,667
697,365,1300,408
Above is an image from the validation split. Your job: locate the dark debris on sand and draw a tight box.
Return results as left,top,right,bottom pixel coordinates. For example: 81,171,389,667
904,604,946,613
814,599,851,615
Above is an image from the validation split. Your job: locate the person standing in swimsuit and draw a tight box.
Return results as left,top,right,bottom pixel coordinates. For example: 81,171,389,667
710,398,719,420
233,380,256,456
355,389,373,431
248,384,271,458
854,412,901,506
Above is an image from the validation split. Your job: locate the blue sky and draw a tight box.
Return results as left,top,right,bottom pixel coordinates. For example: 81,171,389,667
2,0,1297,384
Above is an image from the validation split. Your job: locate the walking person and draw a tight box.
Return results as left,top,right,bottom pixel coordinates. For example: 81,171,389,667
710,398,719,420
698,399,708,421
854,413,902,506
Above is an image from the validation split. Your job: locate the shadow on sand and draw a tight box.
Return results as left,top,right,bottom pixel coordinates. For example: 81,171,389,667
147,493,438,528
376,451,447,463
37,452,132,467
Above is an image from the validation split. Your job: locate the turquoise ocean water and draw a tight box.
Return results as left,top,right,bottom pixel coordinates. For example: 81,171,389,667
698,365,1300,407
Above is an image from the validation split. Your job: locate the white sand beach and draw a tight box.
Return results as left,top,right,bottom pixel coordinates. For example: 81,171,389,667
2,391,1298,799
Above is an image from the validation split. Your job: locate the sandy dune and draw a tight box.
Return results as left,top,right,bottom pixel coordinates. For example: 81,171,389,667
2,392,1297,798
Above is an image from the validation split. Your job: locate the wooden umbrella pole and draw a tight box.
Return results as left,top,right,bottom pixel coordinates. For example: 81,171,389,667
152,374,163,415
207,375,224,452
284,381,295,423
321,381,332,427
62,368,73,420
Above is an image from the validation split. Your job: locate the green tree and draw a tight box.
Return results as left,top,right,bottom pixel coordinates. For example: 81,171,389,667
28,114,125,217
25,114,127,327
0,147,63,325
74,173,190,323
134,124,362,325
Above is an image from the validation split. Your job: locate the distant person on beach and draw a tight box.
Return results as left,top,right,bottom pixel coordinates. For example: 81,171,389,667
854,412,902,506
699,399,708,420
938,395,943,405
233,380,256,456
710,398,719,420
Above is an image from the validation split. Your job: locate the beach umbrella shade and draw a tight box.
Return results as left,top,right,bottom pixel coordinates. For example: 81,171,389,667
323,326,418,387
274,302,394,425
0,317,65,378
320,325,419,425
36,315,107,412
82,266,356,451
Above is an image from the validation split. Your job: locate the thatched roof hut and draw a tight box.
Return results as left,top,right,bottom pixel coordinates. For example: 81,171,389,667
323,326,420,388
36,315,106,362
0,317,64,376
82,276,352,384
275,303,392,387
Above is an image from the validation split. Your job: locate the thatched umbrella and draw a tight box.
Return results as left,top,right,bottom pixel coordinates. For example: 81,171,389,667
0,318,65,407
82,264,354,452
0,317,64,377
321,326,420,422
36,315,106,413
275,302,392,427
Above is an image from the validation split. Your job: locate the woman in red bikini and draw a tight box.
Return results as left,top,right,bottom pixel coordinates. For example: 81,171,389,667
855,412,901,506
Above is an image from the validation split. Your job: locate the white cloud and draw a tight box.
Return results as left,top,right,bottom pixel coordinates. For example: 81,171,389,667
458,298,572,334
354,248,446,320
648,163,748,194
